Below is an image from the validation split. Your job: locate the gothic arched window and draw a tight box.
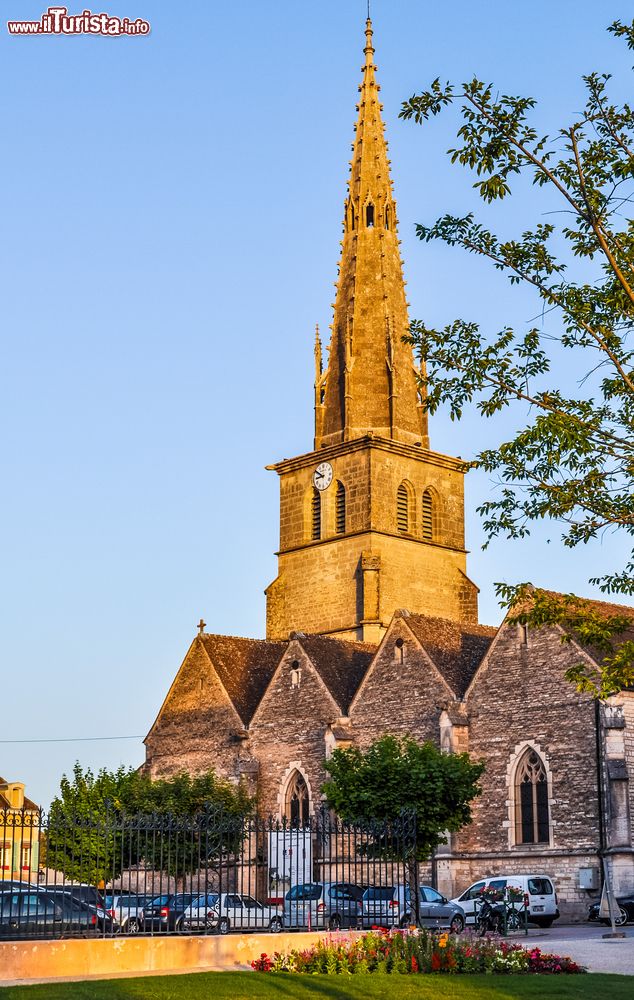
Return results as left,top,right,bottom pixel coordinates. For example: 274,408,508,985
422,489,434,541
397,482,410,534
335,481,346,534
311,487,321,541
366,203,375,228
515,749,550,844
285,770,310,827
385,204,391,230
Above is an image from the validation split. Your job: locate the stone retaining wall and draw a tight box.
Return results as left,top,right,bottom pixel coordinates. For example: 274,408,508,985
0,931,340,985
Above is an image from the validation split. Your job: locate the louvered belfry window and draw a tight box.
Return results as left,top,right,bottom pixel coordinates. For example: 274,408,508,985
397,483,409,534
422,489,434,541
515,749,550,844
311,487,321,540
335,481,346,534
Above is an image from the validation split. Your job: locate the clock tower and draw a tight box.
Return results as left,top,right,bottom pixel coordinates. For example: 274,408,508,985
265,19,479,643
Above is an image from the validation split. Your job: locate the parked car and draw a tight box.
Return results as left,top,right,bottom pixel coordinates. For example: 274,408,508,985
360,885,465,931
181,892,283,934
0,888,116,938
450,874,559,928
588,892,634,926
142,893,195,932
284,882,364,930
103,893,156,933
45,883,105,910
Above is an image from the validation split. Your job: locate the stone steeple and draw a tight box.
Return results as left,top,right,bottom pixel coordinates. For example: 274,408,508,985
316,19,429,450
266,17,478,644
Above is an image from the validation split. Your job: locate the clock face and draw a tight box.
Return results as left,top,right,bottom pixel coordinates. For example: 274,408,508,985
313,461,333,491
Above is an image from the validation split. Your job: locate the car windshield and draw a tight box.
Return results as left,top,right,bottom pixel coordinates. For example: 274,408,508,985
286,884,322,901
192,893,219,907
363,887,395,901
173,894,194,907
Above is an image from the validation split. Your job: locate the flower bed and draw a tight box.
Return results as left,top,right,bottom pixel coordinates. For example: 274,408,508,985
251,929,585,976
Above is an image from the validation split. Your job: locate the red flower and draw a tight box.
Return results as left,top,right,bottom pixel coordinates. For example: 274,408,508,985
431,952,442,971
411,956,419,973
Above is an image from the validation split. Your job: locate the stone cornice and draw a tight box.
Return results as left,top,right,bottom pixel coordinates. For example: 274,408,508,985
266,435,466,476
275,527,468,558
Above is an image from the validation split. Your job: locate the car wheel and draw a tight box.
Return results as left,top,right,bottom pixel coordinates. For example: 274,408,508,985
126,918,140,934
269,917,283,933
399,913,412,929
615,906,629,927
449,914,465,934
328,914,341,931
218,917,230,935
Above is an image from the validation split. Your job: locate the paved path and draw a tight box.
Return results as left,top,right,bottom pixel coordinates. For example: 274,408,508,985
504,923,634,975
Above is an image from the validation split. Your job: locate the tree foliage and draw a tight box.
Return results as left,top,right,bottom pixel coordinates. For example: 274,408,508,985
400,19,634,696
322,735,484,861
46,763,251,886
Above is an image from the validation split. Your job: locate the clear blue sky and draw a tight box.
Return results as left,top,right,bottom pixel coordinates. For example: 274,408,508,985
1,1,631,808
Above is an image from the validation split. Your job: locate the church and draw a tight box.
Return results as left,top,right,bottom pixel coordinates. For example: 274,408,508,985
144,18,634,919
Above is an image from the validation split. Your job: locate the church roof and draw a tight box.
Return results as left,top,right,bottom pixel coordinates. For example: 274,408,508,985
535,590,634,667
297,635,377,713
198,634,287,726
403,613,497,697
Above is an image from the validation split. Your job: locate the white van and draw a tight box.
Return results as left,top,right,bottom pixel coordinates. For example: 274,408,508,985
450,874,559,928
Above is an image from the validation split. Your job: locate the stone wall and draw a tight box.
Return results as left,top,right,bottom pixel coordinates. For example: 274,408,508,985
144,640,242,782
267,438,478,642
453,622,603,918
248,640,341,817
350,617,452,745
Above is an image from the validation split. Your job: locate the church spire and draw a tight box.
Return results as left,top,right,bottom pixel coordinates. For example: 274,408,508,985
316,18,429,450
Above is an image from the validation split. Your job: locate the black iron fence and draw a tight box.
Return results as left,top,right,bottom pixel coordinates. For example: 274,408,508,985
0,806,431,940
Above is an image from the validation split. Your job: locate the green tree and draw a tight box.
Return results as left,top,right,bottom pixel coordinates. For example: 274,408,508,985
400,18,634,697
322,735,484,862
46,763,251,886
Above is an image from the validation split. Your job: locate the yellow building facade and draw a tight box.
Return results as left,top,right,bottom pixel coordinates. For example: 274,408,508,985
266,20,478,643
0,779,40,882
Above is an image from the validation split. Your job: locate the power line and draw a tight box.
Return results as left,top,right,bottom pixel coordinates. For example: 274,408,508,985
0,735,143,745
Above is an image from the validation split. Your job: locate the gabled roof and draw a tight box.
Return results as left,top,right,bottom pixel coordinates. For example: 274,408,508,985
0,779,38,812
403,613,497,698
527,589,634,667
297,635,377,713
198,634,287,726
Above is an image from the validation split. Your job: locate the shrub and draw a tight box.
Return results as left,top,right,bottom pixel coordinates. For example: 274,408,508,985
250,929,586,976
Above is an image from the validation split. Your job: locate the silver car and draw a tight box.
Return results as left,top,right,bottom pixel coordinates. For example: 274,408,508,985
284,882,363,930
361,884,465,931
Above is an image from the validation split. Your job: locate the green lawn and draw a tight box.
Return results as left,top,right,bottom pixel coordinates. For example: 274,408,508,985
2,973,632,1000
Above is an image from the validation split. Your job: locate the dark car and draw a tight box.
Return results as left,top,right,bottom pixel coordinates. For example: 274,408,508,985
588,893,634,926
45,884,105,909
0,889,116,938
143,893,195,932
